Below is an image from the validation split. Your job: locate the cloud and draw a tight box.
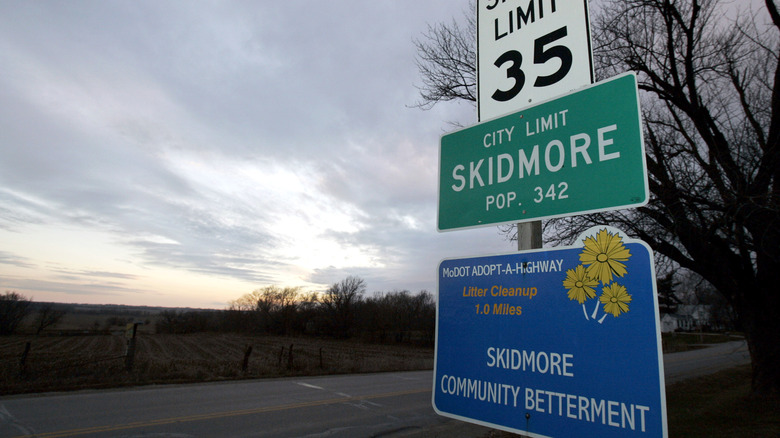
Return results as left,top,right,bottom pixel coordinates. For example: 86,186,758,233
1,276,146,298
0,0,508,307
0,251,36,270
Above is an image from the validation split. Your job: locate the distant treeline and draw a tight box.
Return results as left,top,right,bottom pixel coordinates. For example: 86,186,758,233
156,276,436,346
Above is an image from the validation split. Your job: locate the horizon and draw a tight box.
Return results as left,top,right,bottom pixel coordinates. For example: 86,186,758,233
0,1,519,309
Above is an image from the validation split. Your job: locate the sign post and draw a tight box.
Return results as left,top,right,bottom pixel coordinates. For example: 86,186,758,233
438,73,647,231
433,227,668,437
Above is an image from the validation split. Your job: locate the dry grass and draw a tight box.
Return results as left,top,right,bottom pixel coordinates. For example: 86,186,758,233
0,333,433,395
665,365,780,437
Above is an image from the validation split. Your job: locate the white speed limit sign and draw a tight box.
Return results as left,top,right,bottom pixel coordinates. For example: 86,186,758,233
477,0,594,121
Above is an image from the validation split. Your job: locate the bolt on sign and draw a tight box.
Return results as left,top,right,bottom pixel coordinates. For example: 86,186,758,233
437,72,648,231
433,227,668,438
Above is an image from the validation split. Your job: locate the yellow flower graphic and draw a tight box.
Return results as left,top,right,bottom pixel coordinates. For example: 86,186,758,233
600,283,632,317
563,265,598,304
579,228,631,284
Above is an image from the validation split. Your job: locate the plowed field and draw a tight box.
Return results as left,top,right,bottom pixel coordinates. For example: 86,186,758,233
0,334,433,395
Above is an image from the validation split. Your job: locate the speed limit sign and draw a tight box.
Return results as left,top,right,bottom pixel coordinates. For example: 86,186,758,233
477,0,594,121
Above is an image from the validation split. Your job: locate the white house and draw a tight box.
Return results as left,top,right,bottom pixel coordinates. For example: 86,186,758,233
660,313,694,333
660,305,715,332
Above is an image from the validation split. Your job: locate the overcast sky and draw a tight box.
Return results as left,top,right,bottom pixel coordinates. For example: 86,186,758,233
0,0,524,308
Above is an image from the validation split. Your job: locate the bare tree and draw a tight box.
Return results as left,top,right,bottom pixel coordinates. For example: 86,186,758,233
33,303,68,335
0,291,32,335
319,276,366,338
415,0,780,395
584,0,779,396
412,1,476,109
230,286,303,334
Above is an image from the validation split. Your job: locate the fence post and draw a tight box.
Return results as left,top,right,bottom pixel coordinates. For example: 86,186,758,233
287,344,294,370
19,341,31,377
124,322,140,371
242,344,253,372
319,347,324,369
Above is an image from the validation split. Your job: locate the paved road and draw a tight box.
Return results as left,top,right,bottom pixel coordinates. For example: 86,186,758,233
662,339,750,384
0,341,750,438
0,371,491,438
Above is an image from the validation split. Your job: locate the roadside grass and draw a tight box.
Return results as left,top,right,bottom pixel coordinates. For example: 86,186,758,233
664,365,779,438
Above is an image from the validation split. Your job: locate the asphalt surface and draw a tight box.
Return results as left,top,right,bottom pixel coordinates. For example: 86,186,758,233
662,339,750,384
0,341,751,438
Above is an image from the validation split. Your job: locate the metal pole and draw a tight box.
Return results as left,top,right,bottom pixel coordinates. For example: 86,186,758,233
517,220,542,251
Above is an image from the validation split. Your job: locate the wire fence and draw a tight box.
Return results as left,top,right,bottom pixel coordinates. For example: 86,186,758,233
0,333,434,395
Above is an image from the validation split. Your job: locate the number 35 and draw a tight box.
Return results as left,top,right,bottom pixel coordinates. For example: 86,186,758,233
491,26,573,102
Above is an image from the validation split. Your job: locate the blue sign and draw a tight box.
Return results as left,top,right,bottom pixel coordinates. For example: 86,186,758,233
433,227,667,438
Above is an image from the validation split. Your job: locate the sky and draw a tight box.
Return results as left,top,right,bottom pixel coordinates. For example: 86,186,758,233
0,0,523,308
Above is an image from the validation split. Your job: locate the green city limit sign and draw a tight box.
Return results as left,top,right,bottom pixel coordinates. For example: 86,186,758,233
438,72,648,231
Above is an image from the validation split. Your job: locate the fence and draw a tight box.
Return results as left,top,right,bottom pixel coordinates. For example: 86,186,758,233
0,333,434,395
